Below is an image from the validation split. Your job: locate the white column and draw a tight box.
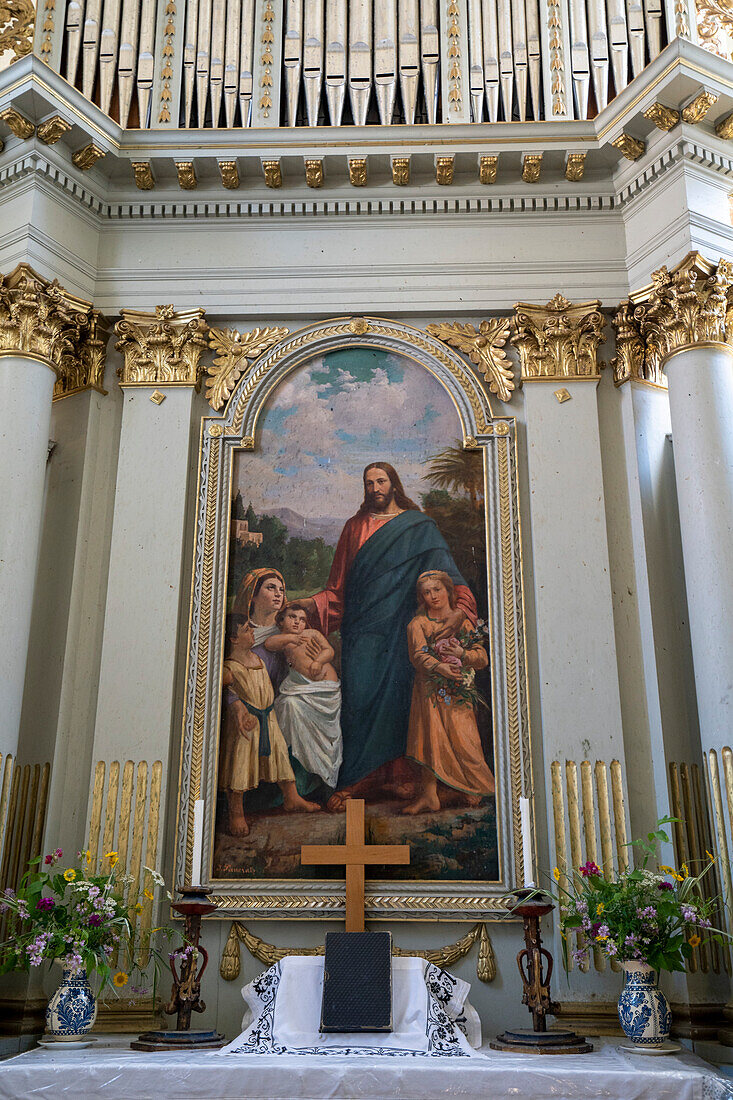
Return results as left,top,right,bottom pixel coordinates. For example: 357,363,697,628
664,341,733,754
0,356,56,759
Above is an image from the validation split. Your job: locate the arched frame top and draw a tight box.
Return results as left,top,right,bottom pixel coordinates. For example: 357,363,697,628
217,317,494,448
175,316,532,922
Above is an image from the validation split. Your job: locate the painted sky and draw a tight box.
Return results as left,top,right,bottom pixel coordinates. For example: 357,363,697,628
232,347,462,520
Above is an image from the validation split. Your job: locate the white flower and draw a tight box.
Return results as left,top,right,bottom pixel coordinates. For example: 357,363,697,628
144,867,166,887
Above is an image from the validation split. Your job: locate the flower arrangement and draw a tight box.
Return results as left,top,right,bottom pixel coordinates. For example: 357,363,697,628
0,848,177,994
422,620,490,710
555,819,730,973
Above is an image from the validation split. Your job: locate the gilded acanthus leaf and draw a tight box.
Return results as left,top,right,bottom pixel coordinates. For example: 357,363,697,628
426,319,515,403
206,325,289,411
0,1,35,61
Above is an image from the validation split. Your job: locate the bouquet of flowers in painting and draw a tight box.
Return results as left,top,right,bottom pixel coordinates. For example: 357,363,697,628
0,848,175,994
556,819,728,973
422,621,490,710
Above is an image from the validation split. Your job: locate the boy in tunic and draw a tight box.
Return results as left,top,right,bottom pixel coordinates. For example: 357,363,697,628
265,603,343,794
220,614,320,836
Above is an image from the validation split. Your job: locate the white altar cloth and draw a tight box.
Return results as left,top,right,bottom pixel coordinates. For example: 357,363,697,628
1,1034,732,1100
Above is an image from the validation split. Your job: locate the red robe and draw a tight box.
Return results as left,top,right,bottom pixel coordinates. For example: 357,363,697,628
311,511,477,636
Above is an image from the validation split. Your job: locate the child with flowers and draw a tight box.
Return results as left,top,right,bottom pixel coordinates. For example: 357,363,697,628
402,570,494,815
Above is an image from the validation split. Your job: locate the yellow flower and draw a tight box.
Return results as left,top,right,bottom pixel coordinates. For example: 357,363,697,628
63,869,76,881
553,867,560,881
134,903,143,914
706,850,715,862
681,863,689,879
672,871,684,882
659,865,675,875
105,851,119,867
112,971,128,988
688,934,701,948
144,889,154,901
596,933,608,942
596,903,605,916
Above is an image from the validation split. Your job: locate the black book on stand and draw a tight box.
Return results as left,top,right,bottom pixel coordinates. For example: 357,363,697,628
320,930,393,1033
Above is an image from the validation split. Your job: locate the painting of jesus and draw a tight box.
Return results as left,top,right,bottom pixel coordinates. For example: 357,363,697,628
213,346,497,884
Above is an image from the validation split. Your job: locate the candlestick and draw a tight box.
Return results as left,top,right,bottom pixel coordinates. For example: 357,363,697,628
191,799,204,887
519,796,534,887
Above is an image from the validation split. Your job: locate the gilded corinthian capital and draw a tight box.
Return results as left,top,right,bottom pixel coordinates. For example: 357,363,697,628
0,264,108,399
512,294,605,381
115,305,208,387
613,253,733,386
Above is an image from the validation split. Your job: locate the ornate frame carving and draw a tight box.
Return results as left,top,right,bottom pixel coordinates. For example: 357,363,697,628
175,316,532,921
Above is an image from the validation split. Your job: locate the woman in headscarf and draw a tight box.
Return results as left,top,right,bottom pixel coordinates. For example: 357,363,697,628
233,568,289,692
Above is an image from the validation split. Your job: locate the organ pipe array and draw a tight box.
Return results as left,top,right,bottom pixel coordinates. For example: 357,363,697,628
48,0,669,127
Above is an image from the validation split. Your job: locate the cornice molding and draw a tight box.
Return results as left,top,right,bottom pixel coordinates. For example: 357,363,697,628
114,305,209,387
0,262,108,398
612,251,733,385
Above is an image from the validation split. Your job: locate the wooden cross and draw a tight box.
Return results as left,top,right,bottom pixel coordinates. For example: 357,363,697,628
301,800,410,932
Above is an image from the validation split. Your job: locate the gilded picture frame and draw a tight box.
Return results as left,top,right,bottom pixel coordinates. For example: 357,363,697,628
175,316,532,921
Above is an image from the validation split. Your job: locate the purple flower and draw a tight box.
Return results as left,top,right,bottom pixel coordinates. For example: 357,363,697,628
36,897,54,911
658,881,673,891
579,861,602,878
55,848,63,858
44,854,54,865
87,913,103,927
605,939,618,956
682,905,697,923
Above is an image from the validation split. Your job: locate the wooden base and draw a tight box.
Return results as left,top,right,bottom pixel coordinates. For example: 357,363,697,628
491,1028,593,1054
95,997,167,1034
131,1029,226,1052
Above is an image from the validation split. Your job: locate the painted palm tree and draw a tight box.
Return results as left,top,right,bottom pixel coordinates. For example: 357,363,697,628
425,446,484,513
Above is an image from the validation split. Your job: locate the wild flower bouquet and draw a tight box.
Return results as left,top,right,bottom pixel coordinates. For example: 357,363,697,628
0,847,176,994
423,620,490,710
555,819,729,973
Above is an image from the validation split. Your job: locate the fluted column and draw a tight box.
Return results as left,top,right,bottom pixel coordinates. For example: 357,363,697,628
89,306,208,866
0,266,104,761
635,256,733,758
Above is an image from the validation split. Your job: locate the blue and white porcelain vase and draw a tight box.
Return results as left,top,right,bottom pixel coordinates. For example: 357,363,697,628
45,968,97,1041
617,962,671,1048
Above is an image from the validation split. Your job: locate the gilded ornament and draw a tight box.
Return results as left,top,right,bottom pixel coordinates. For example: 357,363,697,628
206,325,290,411
150,390,166,405
349,317,369,335
479,155,498,184
39,0,54,57
611,133,645,161
522,154,542,183
392,157,410,186
463,436,479,450
262,160,282,188
0,107,34,139
349,158,367,187
715,111,733,139
72,143,106,170
115,305,208,387
208,422,222,435
642,103,680,131
696,0,733,61
0,0,35,60
681,90,719,124
219,161,239,189
176,162,197,189
554,388,571,403
426,318,515,403
611,300,647,385
131,162,155,190
305,159,324,189
241,436,255,450
36,116,72,145
436,156,454,185
0,264,106,393
221,921,496,984
565,153,585,181
512,294,606,381
631,253,733,379
547,0,567,116
158,0,177,123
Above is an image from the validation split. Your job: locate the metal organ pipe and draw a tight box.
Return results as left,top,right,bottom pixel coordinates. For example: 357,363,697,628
398,0,420,124
480,0,500,121
284,0,303,126
326,0,348,124
467,0,484,121
375,0,398,124
420,0,440,123
350,0,373,125
303,0,325,125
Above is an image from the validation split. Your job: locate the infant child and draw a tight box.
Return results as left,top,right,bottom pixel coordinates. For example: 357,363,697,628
265,601,343,794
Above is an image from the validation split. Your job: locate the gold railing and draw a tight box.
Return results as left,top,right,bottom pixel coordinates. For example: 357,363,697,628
550,759,629,972
86,759,163,967
0,753,51,943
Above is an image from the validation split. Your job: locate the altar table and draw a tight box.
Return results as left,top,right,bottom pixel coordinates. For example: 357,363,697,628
1,1034,732,1100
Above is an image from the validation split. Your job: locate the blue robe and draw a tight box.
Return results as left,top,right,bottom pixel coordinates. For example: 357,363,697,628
338,510,468,788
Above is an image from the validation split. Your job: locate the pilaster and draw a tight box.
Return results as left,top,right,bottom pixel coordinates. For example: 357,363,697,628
89,306,208,878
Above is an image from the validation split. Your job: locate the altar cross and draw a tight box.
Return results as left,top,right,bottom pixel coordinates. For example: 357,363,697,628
301,800,410,932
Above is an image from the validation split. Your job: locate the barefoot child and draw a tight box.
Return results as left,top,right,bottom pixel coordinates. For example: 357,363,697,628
266,603,343,792
220,614,320,836
402,571,494,816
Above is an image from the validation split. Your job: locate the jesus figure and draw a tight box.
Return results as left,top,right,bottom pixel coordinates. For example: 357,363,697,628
299,462,478,807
